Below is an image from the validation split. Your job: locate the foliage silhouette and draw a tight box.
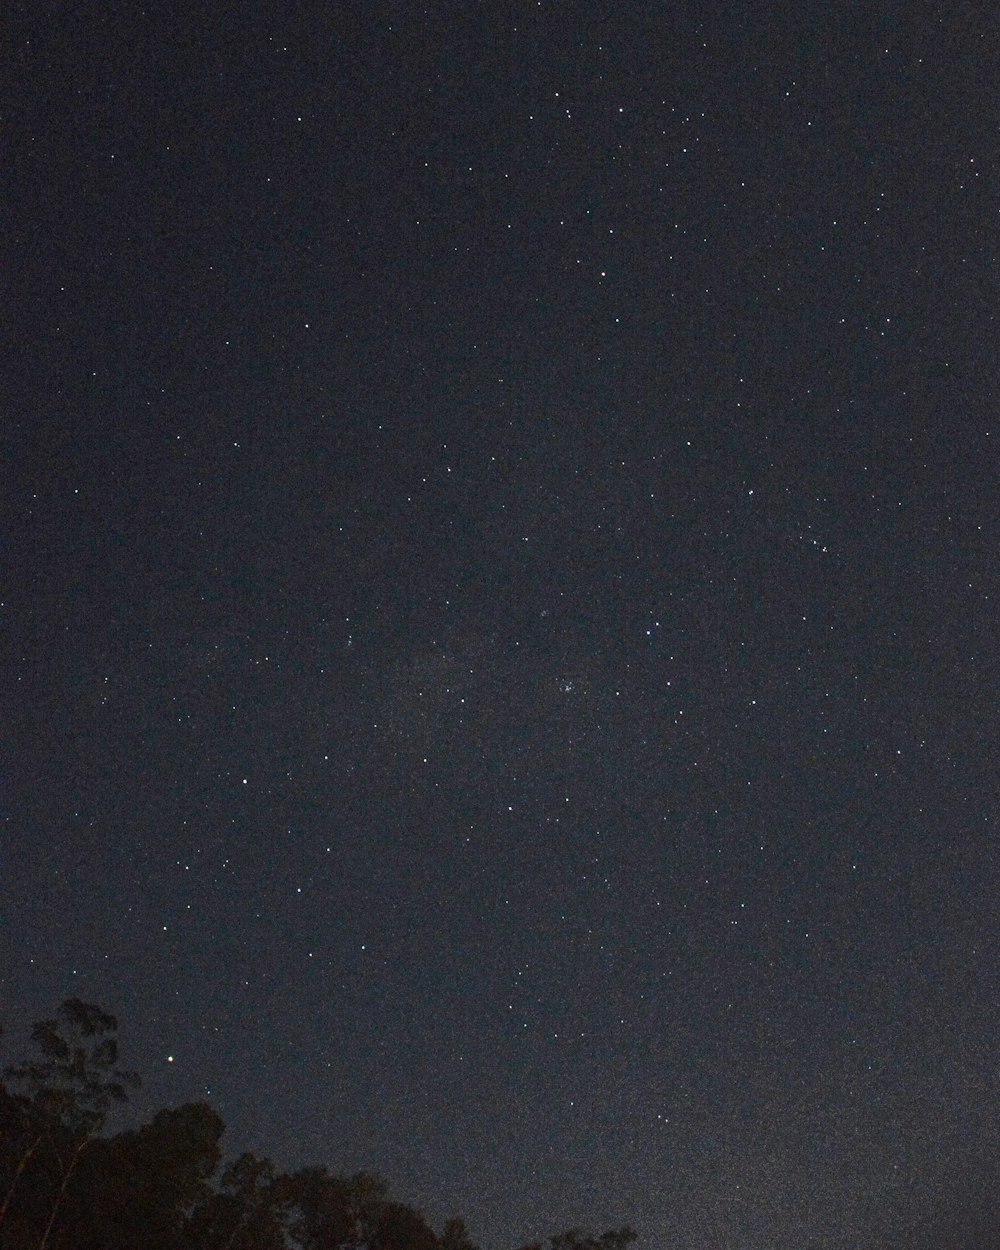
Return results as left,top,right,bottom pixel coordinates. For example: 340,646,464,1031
1,999,140,1250
0,1002,636,1250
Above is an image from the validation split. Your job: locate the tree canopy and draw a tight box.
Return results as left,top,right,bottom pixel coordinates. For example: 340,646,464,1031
0,1001,636,1250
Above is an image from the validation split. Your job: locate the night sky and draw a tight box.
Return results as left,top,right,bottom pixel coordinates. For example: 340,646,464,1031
5,3,1000,1248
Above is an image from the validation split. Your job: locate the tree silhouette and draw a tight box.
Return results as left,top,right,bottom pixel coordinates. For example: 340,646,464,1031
273,1166,387,1250
440,1216,478,1250
550,1230,638,1250
1,999,139,1249
185,1152,287,1250
32,1101,222,1250
0,1000,639,1250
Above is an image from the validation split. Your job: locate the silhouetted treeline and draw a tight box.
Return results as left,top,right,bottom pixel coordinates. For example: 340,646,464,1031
0,1000,637,1250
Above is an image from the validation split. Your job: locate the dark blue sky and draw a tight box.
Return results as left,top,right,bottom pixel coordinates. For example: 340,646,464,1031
5,4,999,1248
